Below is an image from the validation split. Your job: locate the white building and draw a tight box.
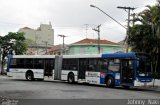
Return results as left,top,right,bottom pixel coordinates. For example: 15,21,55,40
18,23,54,54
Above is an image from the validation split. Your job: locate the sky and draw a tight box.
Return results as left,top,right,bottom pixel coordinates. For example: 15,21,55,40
0,0,157,45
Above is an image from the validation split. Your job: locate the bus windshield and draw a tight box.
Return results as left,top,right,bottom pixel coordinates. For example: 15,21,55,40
136,54,152,77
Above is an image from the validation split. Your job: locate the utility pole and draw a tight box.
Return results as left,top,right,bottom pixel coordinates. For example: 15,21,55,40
42,41,48,54
35,32,39,54
117,6,135,52
58,35,67,55
84,24,89,38
131,13,136,26
93,24,101,54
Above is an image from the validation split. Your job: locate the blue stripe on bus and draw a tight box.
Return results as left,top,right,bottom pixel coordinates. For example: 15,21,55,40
102,52,136,58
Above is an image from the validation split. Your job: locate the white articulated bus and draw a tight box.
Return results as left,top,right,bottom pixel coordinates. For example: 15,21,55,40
7,53,153,88
7,55,56,80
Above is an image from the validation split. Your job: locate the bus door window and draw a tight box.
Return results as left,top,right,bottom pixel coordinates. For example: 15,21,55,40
78,59,88,79
44,59,54,76
121,59,134,83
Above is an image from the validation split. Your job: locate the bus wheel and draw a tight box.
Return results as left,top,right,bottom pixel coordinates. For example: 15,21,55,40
68,74,74,84
106,76,115,88
26,72,34,81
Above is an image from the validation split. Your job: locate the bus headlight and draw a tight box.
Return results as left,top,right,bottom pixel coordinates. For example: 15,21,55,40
136,78,140,82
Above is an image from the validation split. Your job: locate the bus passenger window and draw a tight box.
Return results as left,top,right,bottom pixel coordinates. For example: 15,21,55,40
17,59,24,68
62,59,78,71
98,59,108,72
34,59,43,69
25,59,33,69
88,59,97,71
108,59,120,72
89,65,95,71
73,66,77,70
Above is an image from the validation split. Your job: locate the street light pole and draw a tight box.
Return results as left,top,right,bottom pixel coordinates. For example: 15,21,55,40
58,35,67,55
90,4,135,53
90,5,127,30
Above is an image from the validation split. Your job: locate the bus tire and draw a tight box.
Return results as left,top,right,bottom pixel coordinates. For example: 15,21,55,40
106,76,115,88
26,71,34,81
68,73,75,84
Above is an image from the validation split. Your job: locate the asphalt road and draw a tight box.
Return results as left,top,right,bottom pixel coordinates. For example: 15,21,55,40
0,77,160,105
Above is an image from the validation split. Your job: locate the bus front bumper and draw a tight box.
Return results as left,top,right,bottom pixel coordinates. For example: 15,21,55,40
134,80,153,87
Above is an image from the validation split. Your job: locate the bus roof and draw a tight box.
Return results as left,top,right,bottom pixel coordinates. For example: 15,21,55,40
11,55,56,58
10,52,147,59
63,54,101,58
102,52,137,58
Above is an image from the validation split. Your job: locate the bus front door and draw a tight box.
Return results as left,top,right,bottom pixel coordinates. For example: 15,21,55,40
78,59,87,79
121,59,134,84
44,59,54,77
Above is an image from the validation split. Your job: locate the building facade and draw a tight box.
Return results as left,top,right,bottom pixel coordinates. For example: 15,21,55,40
18,23,54,55
67,38,122,54
48,38,123,55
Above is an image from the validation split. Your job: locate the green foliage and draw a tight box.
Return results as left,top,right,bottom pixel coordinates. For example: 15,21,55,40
153,72,160,79
128,24,157,53
0,32,27,74
128,2,160,78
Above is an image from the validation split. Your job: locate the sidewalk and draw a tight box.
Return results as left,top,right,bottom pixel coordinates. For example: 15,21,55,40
148,79,160,86
143,79,160,92
0,75,8,79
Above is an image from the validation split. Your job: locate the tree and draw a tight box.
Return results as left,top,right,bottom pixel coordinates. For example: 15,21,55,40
0,32,27,74
128,1,160,78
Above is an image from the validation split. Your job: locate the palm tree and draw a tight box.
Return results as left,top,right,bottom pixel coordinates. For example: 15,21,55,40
128,1,160,77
